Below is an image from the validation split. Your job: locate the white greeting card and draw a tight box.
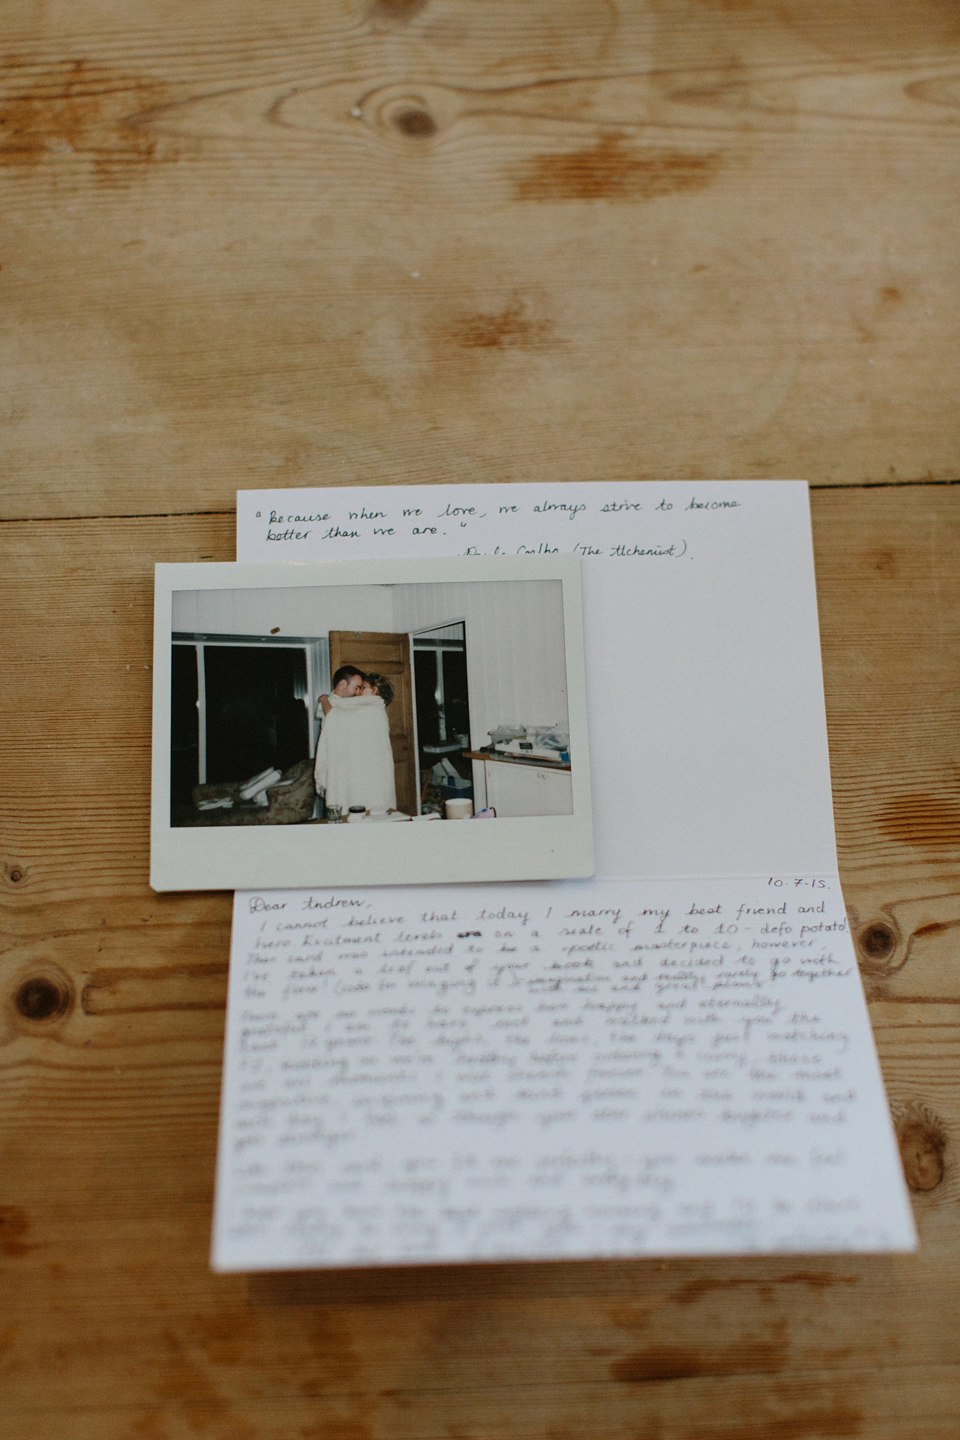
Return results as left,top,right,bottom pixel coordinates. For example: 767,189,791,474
208,482,914,1269
236,482,836,880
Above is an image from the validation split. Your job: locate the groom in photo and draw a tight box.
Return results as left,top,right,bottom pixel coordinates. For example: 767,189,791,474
326,664,365,706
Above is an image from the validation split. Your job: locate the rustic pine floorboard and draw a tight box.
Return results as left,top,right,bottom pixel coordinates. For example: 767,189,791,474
1,2,958,1436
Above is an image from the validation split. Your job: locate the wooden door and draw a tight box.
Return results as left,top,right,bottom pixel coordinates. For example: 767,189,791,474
329,631,418,816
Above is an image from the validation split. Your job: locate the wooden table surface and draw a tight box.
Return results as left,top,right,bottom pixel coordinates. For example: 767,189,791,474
2,2,958,1436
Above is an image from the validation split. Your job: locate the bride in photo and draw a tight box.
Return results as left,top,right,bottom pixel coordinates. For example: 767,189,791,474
314,668,398,815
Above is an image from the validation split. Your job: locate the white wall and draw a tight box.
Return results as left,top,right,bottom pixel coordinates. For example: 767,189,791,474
172,585,395,638
172,579,570,754
392,580,568,749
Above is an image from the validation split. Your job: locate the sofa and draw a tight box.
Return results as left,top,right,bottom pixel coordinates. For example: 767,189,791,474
180,757,317,826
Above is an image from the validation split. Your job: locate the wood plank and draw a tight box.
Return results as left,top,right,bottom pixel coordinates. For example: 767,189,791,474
2,485,958,905
2,1,959,520
812,483,960,955
2,485,960,1435
5,1369,960,1440
811,486,960,1246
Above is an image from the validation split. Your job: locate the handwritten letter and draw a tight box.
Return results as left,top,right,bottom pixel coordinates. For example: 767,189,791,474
213,876,914,1270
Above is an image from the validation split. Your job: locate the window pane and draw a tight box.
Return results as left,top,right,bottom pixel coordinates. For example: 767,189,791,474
170,645,199,809
204,646,309,784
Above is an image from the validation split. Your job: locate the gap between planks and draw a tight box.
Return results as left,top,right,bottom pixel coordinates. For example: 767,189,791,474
2,477,959,528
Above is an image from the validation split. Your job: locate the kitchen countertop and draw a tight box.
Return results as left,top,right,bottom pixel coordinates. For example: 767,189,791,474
464,749,573,772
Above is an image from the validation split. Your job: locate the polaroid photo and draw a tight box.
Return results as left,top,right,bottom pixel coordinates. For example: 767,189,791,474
151,555,593,891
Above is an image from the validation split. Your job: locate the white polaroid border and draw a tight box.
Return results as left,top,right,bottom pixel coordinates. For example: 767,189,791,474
151,555,593,891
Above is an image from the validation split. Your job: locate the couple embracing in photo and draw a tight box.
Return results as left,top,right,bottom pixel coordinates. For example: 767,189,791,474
314,665,397,815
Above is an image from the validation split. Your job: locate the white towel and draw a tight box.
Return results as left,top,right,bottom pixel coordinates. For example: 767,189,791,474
238,766,282,801
314,694,397,813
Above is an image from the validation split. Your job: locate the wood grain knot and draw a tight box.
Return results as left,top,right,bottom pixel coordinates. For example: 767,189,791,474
895,1103,947,1192
370,0,428,24
856,921,897,966
447,292,555,351
610,1338,787,1383
513,137,721,203
0,1206,32,1258
15,973,71,1021
877,792,960,850
5,864,25,885
393,107,437,137
0,62,181,180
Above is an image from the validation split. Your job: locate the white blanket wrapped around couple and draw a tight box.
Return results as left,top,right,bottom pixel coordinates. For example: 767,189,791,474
314,692,398,814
